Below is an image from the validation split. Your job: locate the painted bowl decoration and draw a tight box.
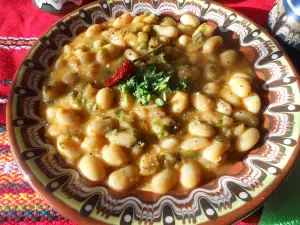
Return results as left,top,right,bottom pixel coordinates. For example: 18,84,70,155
32,0,89,14
269,0,300,50
7,0,300,224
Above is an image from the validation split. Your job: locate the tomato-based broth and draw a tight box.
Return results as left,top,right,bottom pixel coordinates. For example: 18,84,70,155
41,13,261,194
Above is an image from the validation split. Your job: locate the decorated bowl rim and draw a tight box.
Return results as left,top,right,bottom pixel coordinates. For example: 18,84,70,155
6,0,300,224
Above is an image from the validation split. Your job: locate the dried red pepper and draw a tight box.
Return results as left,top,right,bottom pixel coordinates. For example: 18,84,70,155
105,59,134,87
105,45,164,87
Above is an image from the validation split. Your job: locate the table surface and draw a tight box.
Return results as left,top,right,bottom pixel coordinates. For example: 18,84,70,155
0,0,293,224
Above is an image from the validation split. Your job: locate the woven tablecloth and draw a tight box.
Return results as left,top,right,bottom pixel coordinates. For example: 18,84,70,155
0,0,275,224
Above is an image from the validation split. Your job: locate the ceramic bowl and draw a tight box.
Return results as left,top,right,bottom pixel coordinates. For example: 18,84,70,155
7,0,300,224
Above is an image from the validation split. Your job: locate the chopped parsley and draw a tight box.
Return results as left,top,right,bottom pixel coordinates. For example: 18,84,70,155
118,64,188,106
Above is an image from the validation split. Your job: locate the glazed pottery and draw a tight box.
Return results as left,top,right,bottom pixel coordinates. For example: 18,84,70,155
7,1,300,224
269,0,300,50
32,0,89,14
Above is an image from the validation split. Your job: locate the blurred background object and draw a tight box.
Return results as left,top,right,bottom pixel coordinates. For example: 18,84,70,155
269,0,300,51
32,0,90,14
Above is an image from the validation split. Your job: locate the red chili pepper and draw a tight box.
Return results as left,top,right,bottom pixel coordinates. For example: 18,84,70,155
105,59,134,87
105,44,164,87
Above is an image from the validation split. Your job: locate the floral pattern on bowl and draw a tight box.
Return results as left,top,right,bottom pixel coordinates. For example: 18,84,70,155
7,0,300,224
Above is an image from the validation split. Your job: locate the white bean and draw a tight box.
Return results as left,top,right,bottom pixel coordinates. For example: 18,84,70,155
113,13,133,28
139,153,159,176
86,118,118,136
202,82,220,97
105,128,138,148
57,135,82,161
181,137,210,151
232,72,254,83
96,87,115,110
203,36,223,54
169,91,189,114
191,92,215,112
151,169,178,194
220,86,242,108
56,108,80,127
216,99,233,115
177,23,195,36
102,144,129,167
177,35,191,48
124,49,140,61
202,138,230,163
180,160,201,189
233,123,245,137
143,14,158,24
229,77,251,97
137,32,148,43
86,24,102,37
180,14,200,28
233,110,258,127
160,137,179,152
161,17,177,26
74,49,94,64
153,25,178,39
243,92,261,114
124,33,138,47
46,107,56,121
188,120,215,138
108,165,140,191
220,50,238,67
235,128,260,152
119,92,135,109
203,63,220,81
78,155,106,182
81,136,105,154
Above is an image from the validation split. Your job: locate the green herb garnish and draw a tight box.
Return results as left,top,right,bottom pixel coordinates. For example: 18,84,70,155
118,64,188,106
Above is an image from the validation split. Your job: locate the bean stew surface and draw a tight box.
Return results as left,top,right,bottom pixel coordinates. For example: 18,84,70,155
41,12,261,194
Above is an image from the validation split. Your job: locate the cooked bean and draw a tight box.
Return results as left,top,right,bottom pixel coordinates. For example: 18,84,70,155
86,118,118,136
132,15,144,24
169,91,189,114
188,120,215,138
180,160,201,189
137,32,148,43
124,32,138,47
220,86,242,108
191,92,215,112
243,92,261,114
96,87,115,110
105,128,138,148
181,137,210,151
139,153,159,176
203,36,223,54
86,24,102,37
56,108,80,126
78,155,106,182
81,136,105,154
229,77,251,97
142,24,152,33
233,110,259,127
161,17,177,26
202,82,220,97
180,14,200,28
203,63,220,81
143,14,158,24
192,23,213,40
231,72,254,83
46,107,56,121
220,50,238,67
151,169,178,194
151,117,174,137
160,137,180,152
177,35,191,48
74,49,94,64
153,25,178,39
233,123,245,137
108,165,140,191
202,137,230,163
57,135,82,161
177,23,195,36
235,128,260,152
102,44,120,58
119,92,135,109
113,13,133,28
102,144,129,167
124,49,140,61
216,99,233,115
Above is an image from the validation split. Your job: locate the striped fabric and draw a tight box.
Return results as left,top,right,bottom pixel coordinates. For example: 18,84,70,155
0,0,274,224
